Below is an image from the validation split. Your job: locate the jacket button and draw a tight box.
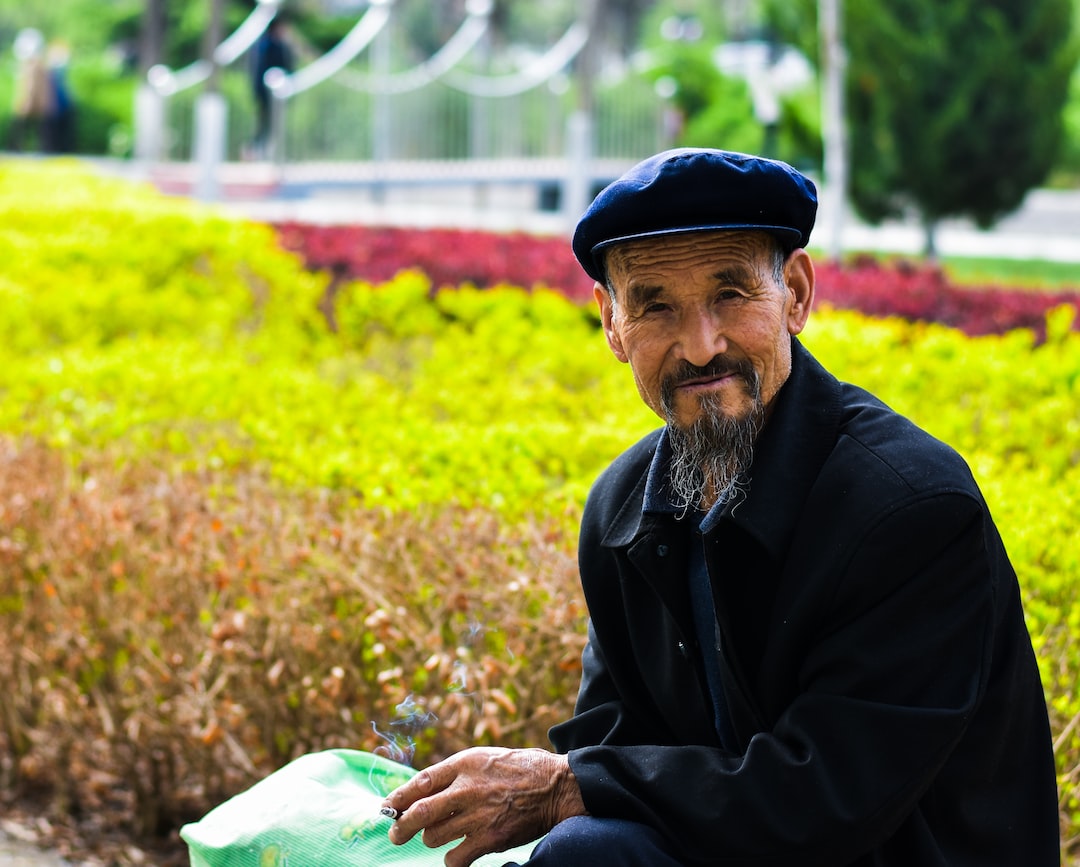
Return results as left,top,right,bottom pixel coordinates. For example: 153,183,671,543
656,544,669,557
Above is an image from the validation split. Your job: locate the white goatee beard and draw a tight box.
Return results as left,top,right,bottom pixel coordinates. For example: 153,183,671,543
663,373,764,515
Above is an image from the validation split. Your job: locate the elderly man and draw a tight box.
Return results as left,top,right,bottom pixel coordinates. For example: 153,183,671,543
384,149,1059,866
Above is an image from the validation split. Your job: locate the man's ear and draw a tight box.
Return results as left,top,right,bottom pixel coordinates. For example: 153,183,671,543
593,282,628,363
783,249,815,336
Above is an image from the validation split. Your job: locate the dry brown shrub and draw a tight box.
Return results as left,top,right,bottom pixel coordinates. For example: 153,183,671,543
0,437,585,861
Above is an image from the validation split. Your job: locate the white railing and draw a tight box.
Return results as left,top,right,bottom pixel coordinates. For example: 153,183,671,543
132,0,669,215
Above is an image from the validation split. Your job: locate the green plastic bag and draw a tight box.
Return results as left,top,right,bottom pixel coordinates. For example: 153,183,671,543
180,749,540,866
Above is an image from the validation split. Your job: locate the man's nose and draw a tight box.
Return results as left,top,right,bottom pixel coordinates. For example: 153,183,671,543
678,309,728,367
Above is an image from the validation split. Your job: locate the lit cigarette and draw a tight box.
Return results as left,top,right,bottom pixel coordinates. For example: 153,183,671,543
379,806,402,821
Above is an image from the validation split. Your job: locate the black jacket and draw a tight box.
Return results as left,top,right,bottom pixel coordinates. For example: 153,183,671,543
549,340,1058,866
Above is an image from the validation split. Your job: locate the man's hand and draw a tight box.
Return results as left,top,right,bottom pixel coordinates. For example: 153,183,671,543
383,747,587,867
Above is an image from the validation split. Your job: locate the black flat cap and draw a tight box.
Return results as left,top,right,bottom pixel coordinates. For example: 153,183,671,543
572,148,818,283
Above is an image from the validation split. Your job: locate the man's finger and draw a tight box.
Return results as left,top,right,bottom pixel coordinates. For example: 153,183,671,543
385,763,458,842
421,815,468,850
443,833,501,867
391,764,446,808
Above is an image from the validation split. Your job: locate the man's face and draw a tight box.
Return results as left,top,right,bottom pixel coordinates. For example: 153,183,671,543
594,230,814,433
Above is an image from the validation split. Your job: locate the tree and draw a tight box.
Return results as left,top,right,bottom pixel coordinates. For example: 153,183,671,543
138,0,166,75
768,0,1078,256
637,0,764,152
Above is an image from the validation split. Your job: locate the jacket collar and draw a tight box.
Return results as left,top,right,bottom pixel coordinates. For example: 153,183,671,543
601,339,842,558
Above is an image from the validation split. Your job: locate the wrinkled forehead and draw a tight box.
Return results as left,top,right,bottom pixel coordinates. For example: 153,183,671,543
602,229,779,289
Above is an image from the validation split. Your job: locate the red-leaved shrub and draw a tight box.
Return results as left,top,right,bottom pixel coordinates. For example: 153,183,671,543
813,256,1080,340
272,223,1079,341
273,222,596,301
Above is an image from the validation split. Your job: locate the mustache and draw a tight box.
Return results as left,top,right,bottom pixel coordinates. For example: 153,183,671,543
660,356,759,411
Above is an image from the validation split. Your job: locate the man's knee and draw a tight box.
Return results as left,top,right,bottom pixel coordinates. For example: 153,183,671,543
517,815,685,866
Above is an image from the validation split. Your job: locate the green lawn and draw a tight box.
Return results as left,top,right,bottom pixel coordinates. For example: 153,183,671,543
942,255,1080,290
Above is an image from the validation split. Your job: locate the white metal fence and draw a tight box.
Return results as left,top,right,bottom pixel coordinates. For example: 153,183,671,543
140,1,670,167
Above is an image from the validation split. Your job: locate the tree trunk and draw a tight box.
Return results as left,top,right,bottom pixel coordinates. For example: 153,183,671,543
819,0,847,263
139,0,166,75
575,0,606,116
204,0,226,93
922,217,939,262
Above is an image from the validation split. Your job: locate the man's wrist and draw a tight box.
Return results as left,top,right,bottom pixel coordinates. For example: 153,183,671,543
548,752,588,824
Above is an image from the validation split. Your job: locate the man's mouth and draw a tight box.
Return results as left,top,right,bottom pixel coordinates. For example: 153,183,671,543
672,367,749,400
676,371,739,390
660,357,759,417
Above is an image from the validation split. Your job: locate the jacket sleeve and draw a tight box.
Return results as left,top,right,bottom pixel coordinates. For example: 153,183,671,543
554,491,1001,866
551,618,679,749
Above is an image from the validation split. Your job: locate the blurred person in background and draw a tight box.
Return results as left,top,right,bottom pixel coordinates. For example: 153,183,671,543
378,148,1060,867
7,27,52,152
248,14,292,160
45,40,75,153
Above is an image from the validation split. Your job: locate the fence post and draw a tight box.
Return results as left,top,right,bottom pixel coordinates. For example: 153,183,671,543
193,92,228,201
133,81,166,163
265,66,290,165
562,0,601,230
562,109,593,229
371,0,393,164
819,0,847,260
194,0,227,201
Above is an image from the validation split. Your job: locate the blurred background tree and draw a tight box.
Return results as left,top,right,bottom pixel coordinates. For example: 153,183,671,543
1060,0,1080,184
636,0,762,156
767,0,1079,256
